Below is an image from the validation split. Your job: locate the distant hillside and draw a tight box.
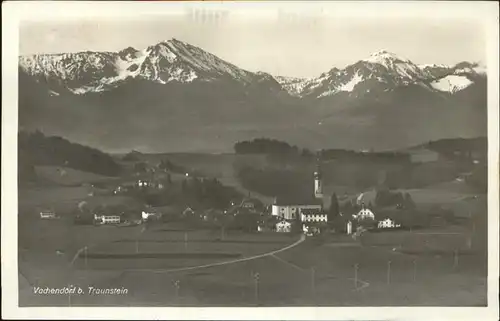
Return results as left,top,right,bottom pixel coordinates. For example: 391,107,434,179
18,130,122,183
424,137,487,155
232,137,488,197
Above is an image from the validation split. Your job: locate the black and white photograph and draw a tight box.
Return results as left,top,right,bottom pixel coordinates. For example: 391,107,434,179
2,1,499,320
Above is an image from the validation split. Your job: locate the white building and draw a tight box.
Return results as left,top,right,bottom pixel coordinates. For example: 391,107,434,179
276,220,292,233
272,200,322,220
377,218,401,229
142,211,161,221
346,221,353,235
101,215,121,224
300,208,328,223
353,205,375,221
40,211,57,219
94,214,121,224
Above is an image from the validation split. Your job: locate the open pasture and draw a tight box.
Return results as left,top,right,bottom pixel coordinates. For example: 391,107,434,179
35,165,113,186
39,231,487,307
18,186,90,216
72,227,296,271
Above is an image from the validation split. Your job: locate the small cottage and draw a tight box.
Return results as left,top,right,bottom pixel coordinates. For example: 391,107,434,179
377,218,400,229
276,220,292,233
40,211,57,219
353,204,376,221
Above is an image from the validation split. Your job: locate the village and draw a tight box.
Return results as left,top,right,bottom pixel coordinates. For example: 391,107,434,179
39,159,416,239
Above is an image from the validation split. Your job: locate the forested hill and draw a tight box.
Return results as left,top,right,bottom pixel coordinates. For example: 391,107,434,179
18,130,122,182
424,137,487,156
234,138,307,155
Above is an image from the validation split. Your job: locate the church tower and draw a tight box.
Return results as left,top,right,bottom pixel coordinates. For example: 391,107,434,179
314,166,323,199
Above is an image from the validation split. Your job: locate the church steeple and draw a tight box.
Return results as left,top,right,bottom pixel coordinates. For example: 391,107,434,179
314,154,323,199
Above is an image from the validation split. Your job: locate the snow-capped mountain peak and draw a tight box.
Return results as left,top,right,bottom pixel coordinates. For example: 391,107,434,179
418,63,449,69
19,41,486,99
363,50,412,64
19,38,261,94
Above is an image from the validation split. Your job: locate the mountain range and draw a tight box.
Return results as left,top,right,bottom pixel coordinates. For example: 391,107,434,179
18,38,487,153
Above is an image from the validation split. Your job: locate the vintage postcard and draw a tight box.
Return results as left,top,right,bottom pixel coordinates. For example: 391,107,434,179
2,1,499,320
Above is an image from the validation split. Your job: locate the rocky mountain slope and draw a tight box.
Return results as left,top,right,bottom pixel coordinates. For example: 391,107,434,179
274,50,486,98
18,40,487,153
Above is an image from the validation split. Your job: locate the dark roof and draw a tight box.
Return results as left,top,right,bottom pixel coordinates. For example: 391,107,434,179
274,195,323,206
301,208,328,215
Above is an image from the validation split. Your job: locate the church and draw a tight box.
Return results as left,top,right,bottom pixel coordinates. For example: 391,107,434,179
271,167,329,224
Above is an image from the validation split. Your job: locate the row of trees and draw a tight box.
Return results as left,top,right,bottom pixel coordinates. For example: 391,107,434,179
374,188,416,209
234,138,314,157
125,176,241,210
180,177,241,210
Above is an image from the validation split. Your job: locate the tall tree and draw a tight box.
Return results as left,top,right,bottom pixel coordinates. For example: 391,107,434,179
328,192,340,222
403,192,416,209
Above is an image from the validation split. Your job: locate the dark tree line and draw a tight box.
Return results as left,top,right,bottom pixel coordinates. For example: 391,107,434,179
426,137,487,159
122,150,142,162
375,187,416,209
18,130,122,177
181,177,242,210
158,159,188,174
320,149,411,164
129,176,241,210
234,138,314,158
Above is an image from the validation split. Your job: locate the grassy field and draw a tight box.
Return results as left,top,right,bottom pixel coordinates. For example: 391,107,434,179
19,221,486,307
35,166,112,186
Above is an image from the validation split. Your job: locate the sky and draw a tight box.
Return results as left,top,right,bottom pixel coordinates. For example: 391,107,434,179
19,13,486,78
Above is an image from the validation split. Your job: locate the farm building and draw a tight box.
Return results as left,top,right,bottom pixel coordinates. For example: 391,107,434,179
40,210,57,219
182,207,195,217
94,214,121,225
141,210,161,222
377,218,401,229
101,215,121,224
276,220,292,233
353,204,376,221
137,179,150,188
